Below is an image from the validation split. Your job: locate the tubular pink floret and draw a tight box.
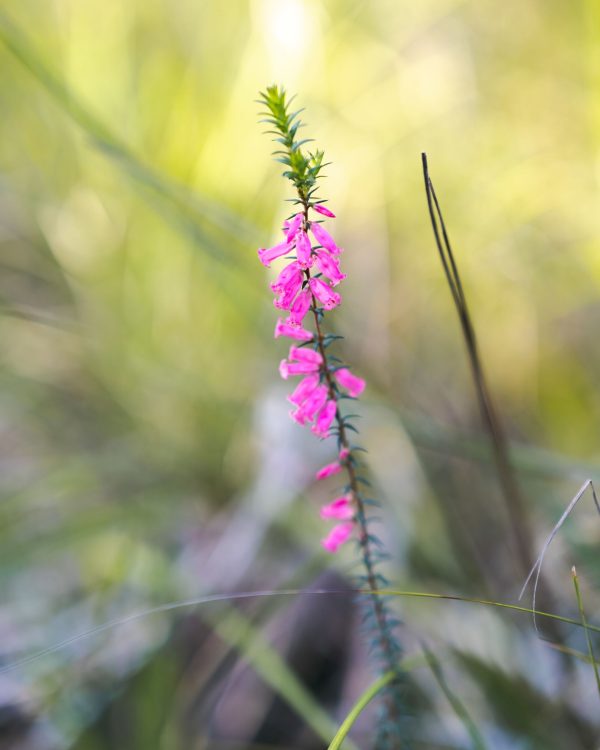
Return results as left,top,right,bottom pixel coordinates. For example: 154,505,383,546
274,276,303,309
274,318,313,341
320,495,354,520
285,213,303,242
334,368,366,398
258,241,292,267
289,345,323,365
295,230,313,269
316,460,343,480
287,373,320,406
321,521,354,553
312,204,336,218
309,277,342,310
288,289,312,326
290,384,328,424
314,249,346,286
270,261,302,294
339,447,350,460
279,359,320,380
310,222,342,255
312,399,337,438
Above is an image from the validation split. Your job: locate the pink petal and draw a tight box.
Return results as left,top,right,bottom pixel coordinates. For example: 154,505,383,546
312,204,336,218
316,461,343,480
270,261,302,294
274,318,313,341
320,496,354,520
311,399,337,438
321,522,354,553
295,230,313,269
290,384,328,424
285,213,304,242
258,241,292,267
288,289,312,325
289,345,323,366
334,368,366,398
310,223,342,255
314,249,346,287
309,277,341,311
287,373,320,406
279,359,320,380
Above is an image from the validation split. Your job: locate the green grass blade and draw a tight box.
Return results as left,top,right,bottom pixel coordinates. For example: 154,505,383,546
571,566,600,701
422,645,488,750
327,670,396,750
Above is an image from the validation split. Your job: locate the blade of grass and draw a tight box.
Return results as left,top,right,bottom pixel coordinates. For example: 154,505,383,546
421,153,535,577
422,644,488,750
327,669,397,750
4,587,600,677
572,566,600,702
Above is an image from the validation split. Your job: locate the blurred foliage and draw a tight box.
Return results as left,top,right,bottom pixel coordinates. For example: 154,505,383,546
1,0,600,748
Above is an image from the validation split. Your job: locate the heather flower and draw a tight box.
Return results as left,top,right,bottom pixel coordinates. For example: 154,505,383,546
315,460,343,480
295,229,313,269
314,249,346,286
288,345,322,366
311,399,337,438
320,495,354,520
258,241,292,267
258,86,403,742
321,521,354,553
279,358,320,379
287,373,320,405
270,261,302,294
312,203,336,218
334,367,366,397
274,318,313,341
309,277,341,310
310,222,342,255
288,288,312,326
290,384,328,425
285,212,303,242
273,276,302,309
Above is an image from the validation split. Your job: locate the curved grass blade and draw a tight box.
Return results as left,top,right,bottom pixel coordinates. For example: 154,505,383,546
572,566,600,702
422,644,488,750
327,670,397,750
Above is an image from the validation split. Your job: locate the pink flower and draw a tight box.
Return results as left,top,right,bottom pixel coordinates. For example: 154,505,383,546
316,460,343,480
274,318,313,341
290,384,328,424
314,249,346,286
295,230,313,269
289,345,322,366
321,521,354,553
285,213,303,242
339,447,350,461
273,275,303,309
258,241,292,267
288,289,312,325
270,261,302,294
309,277,341,310
311,399,337,438
287,373,320,406
279,358,320,380
310,223,342,255
334,368,366,398
312,204,336,218
320,495,354,520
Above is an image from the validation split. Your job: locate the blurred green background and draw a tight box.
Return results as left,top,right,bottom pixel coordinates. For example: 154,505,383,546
1,1,600,748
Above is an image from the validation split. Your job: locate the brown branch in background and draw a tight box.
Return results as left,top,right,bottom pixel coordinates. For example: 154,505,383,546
420,152,535,577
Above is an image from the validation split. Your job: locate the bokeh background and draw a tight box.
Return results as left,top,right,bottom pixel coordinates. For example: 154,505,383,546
1,1,600,748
